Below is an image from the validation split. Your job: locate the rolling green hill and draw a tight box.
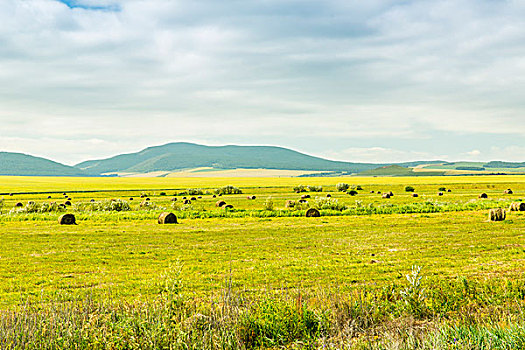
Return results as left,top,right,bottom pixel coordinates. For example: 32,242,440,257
359,165,446,177
0,152,85,176
75,143,381,175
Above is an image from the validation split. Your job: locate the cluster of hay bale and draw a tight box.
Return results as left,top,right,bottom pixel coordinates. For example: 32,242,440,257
509,202,525,211
301,194,311,199
158,212,177,224
504,189,513,194
382,193,391,199
489,208,506,221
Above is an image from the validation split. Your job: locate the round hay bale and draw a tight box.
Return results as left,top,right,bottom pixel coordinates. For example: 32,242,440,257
504,189,513,194
146,198,150,201
447,189,452,192
62,193,66,196
182,197,187,200
388,191,394,197
14,202,23,207
216,200,226,207
47,195,52,199
370,191,375,193
190,197,197,201
438,192,444,196
298,199,308,204
218,194,223,197
479,193,488,199
160,192,166,196
213,195,217,198
382,193,391,199
183,199,191,205
224,204,234,209
58,203,66,209
198,196,202,199
64,200,72,206
158,212,177,224
58,214,76,225
28,201,35,205
305,208,320,217
129,197,134,201
377,191,381,194
247,195,256,200
489,208,506,221
509,202,525,211
9,193,13,196
412,193,419,198
326,194,331,198
301,194,311,199
171,197,177,201
285,200,296,208
90,199,95,202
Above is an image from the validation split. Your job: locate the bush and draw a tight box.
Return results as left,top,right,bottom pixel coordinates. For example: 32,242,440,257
307,185,323,192
438,187,447,192
293,185,307,193
354,185,363,191
159,192,167,196
263,197,274,211
336,183,350,192
187,188,204,196
405,186,415,192
215,186,243,195
313,197,346,211
75,199,132,212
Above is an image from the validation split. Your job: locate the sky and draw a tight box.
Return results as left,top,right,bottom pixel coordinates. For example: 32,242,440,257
0,0,524,165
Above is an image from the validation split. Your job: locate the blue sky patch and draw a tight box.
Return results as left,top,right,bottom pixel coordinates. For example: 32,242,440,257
57,0,120,12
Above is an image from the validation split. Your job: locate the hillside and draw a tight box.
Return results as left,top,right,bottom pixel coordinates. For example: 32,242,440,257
0,152,85,176
359,165,446,177
75,142,380,175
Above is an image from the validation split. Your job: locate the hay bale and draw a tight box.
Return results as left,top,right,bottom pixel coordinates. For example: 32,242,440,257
370,191,375,193
489,208,506,221
224,204,234,209
129,198,134,201
216,200,226,207
504,189,513,194
447,189,452,192
438,192,444,196
47,195,52,199
301,194,311,199
146,198,150,201
64,201,72,206
9,193,13,196
382,193,391,199
171,198,177,202
305,208,320,217
190,197,197,201
58,214,76,225
326,194,331,198
158,212,177,224
58,203,66,209
298,199,308,203
388,191,394,197
412,193,419,198
28,201,35,205
90,199,95,202
479,193,488,199
14,202,23,207
285,200,296,209
509,202,525,211
377,191,381,194
213,195,217,198
160,192,166,196
183,199,191,205
198,196,202,199
247,195,256,200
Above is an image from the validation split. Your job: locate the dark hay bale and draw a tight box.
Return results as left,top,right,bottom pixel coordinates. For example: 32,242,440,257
158,212,177,224
190,197,197,201
9,193,13,196
301,194,311,199
64,201,72,206
28,201,35,205
58,214,76,225
182,197,187,200
198,196,202,199
504,189,513,194
285,200,296,208
63,193,66,196
90,199,95,202
14,202,23,207
218,194,223,197
438,192,444,196
67,197,72,200
377,191,381,194
382,193,391,199
479,193,488,199
305,208,320,217
370,191,375,193
247,195,256,200
388,191,394,196
447,189,452,192
47,196,52,199
326,194,331,198
224,204,234,209
412,193,419,198
216,200,227,207
213,195,217,198
171,198,177,202
129,198,134,201
298,199,308,204
58,203,66,209
509,202,525,211
160,192,166,196
140,195,145,198
146,198,150,201
183,199,191,205
489,208,506,221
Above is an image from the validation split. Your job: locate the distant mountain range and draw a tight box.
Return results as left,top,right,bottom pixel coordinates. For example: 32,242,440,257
0,143,524,177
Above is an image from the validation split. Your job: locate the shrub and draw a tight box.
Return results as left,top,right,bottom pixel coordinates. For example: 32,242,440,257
215,186,243,195
0,197,3,213
313,197,346,211
307,185,323,192
159,192,167,196
293,185,306,193
74,199,132,212
438,187,447,192
405,186,415,192
336,183,350,192
263,197,274,211
187,188,204,196
354,185,363,191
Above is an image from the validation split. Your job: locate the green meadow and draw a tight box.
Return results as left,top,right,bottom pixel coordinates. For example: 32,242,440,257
1,175,525,349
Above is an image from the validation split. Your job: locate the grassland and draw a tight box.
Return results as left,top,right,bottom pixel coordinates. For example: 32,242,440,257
1,175,525,349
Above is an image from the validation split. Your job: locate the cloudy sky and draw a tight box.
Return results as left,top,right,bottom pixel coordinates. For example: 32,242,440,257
1,0,524,165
